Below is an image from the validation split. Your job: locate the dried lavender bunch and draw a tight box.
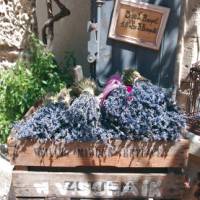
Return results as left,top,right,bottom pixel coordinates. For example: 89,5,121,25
13,102,69,140
14,92,103,142
102,80,185,141
59,92,101,141
14,81,185,142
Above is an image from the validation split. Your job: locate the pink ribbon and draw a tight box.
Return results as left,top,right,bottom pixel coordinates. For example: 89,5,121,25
99,74,133,105
100,74,122,105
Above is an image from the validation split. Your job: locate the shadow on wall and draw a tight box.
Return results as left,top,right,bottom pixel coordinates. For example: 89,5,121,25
36,0,91,76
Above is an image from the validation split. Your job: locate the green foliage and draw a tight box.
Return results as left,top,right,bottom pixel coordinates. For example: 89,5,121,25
0,35,65,143
60,51,77,86
64,51,76,68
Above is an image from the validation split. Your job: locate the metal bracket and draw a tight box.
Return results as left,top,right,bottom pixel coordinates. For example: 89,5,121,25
87,0,105,64
96,0,105,7
87,0,105,81
87,21,98,63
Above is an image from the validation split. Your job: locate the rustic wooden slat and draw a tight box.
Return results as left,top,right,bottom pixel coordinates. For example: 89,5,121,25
14,166,28,171
16,198,44,200
12,171,185,199
16,198,69,200
8,138,189,168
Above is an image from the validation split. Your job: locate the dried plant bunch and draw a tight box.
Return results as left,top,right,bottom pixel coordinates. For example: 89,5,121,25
44,87,71,106
122,69,146,85
70,79,97,97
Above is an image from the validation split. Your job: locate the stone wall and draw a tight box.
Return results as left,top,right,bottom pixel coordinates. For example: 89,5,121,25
181,0,200,80
176,0,200,110
0,0,35,69
0,0,90,71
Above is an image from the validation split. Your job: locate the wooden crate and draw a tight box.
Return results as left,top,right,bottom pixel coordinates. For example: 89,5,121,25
8,136,189,168
8,135,190,199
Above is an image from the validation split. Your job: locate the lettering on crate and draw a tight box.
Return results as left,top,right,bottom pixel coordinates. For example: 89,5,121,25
53,180,162,197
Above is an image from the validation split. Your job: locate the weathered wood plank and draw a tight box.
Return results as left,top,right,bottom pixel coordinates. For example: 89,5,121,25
16,198,44,200
8,138,189,168
14,166,28,171
12,171,185,199
16,198,69,200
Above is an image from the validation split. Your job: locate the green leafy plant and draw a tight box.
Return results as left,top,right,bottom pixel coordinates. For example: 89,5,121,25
0,34,65,143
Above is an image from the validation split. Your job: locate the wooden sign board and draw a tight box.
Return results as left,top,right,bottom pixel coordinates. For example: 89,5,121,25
109,0,170,50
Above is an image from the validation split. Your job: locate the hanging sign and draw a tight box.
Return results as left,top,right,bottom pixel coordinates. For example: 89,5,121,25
109,0,170,50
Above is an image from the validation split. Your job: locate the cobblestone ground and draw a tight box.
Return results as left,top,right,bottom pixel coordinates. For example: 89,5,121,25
0,156,13,200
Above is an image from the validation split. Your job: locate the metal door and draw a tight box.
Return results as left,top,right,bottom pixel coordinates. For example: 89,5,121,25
89,0,182,88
